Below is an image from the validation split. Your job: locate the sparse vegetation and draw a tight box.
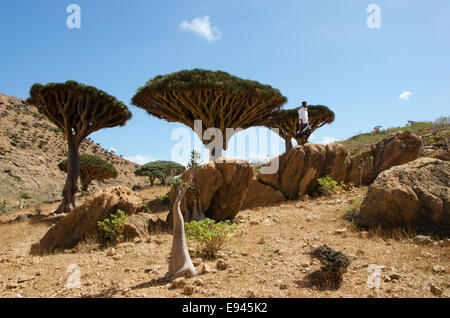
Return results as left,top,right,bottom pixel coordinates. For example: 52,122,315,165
97,209,128,243
339,118,449,154
317,176,343,196
0,200,12,214
134,161,186,186
185,218,237,258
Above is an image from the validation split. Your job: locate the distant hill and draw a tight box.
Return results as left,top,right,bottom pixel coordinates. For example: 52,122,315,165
337,118,449,157
0,93,147,207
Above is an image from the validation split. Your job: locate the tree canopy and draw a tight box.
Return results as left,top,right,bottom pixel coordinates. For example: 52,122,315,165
132,69,287,159
134,160,186,185
27,80,131,213
27,80,132,143
58,155,118,191
262,105,335,150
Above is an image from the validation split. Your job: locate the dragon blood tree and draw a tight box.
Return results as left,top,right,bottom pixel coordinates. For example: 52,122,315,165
27,81,131,214
58,155,118,192
131,69,287,161
262,105,335,152
134,160,186,186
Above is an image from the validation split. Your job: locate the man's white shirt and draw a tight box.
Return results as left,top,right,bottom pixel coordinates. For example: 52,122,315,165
298,107,309,124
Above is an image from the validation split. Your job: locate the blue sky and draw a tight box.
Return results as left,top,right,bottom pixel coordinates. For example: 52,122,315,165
1,1,449,164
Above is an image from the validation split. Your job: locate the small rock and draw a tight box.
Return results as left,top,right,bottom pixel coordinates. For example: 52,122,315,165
200,263,211,274
430,284,443,296
113,255,122,261
193,279,203,286
389,272,401,280
438,239,450,247
300,195,310,202
183,285,195,296
359,231,369,239
257,237,265,245
432,265,446,274
170,277,186,289
246,290,256,298
216,259,228,270
334,228,347,235
413,235,433,245
106,248,115,257
192,258,202,267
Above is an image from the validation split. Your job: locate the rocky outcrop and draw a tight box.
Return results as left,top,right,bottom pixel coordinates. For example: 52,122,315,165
356,158,450,234
338,131,422,185
241,179,287,210
258,131,421,198
30,187,144,254
168,158,253,222
167,131,421,222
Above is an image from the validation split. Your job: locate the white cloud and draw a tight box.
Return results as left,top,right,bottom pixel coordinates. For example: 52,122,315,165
179,16,221,42
321,136,337,145
399,91,413,101
124,155,156,165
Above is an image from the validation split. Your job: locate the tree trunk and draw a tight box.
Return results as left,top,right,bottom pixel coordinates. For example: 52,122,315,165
285,138,293,152
54,139,80,214
149,177,155,186
168,167,197,280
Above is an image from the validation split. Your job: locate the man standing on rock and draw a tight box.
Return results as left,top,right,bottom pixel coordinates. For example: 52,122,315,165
297,101,312,144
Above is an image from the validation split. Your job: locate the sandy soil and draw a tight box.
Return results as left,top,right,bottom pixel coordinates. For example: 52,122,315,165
0,186,448,298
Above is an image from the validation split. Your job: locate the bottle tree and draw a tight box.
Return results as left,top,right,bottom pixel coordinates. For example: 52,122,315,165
134,160,186,186
27,81,131,213
262,105,335,152
58,155,118,192
131,69,286,161
168,151,200,280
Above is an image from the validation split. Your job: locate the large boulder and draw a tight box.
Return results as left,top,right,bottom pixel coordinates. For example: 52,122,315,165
241,179,287,210
356,158,450,234
169,158,253,222
258,143,348,199
30,187,144,255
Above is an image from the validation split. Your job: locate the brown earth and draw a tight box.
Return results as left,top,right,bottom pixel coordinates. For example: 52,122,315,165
0,93,147,207
0,186,448,298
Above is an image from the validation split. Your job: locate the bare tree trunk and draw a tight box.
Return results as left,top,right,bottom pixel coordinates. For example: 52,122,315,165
168,168,197,280
285,138,293,152
54,139,80,214
81,179,89,192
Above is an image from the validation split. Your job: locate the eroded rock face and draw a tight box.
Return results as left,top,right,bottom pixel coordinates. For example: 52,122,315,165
357,158,450,233
241,179,287,210
258,131,421,198
339,131,422,186
169,158,253,222
30,187,144,255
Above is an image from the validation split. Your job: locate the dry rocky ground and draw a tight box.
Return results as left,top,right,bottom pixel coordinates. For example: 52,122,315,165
0,186,448,298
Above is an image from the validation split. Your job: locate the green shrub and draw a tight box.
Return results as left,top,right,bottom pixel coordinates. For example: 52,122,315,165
160,193,171,206
97,209,128,243
0,200,12,214
317,175,343,196
185,218,237,258
19,192,31,200
343,199,363,223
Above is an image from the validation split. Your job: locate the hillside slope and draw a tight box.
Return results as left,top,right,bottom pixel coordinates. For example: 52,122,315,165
0,93,146,207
